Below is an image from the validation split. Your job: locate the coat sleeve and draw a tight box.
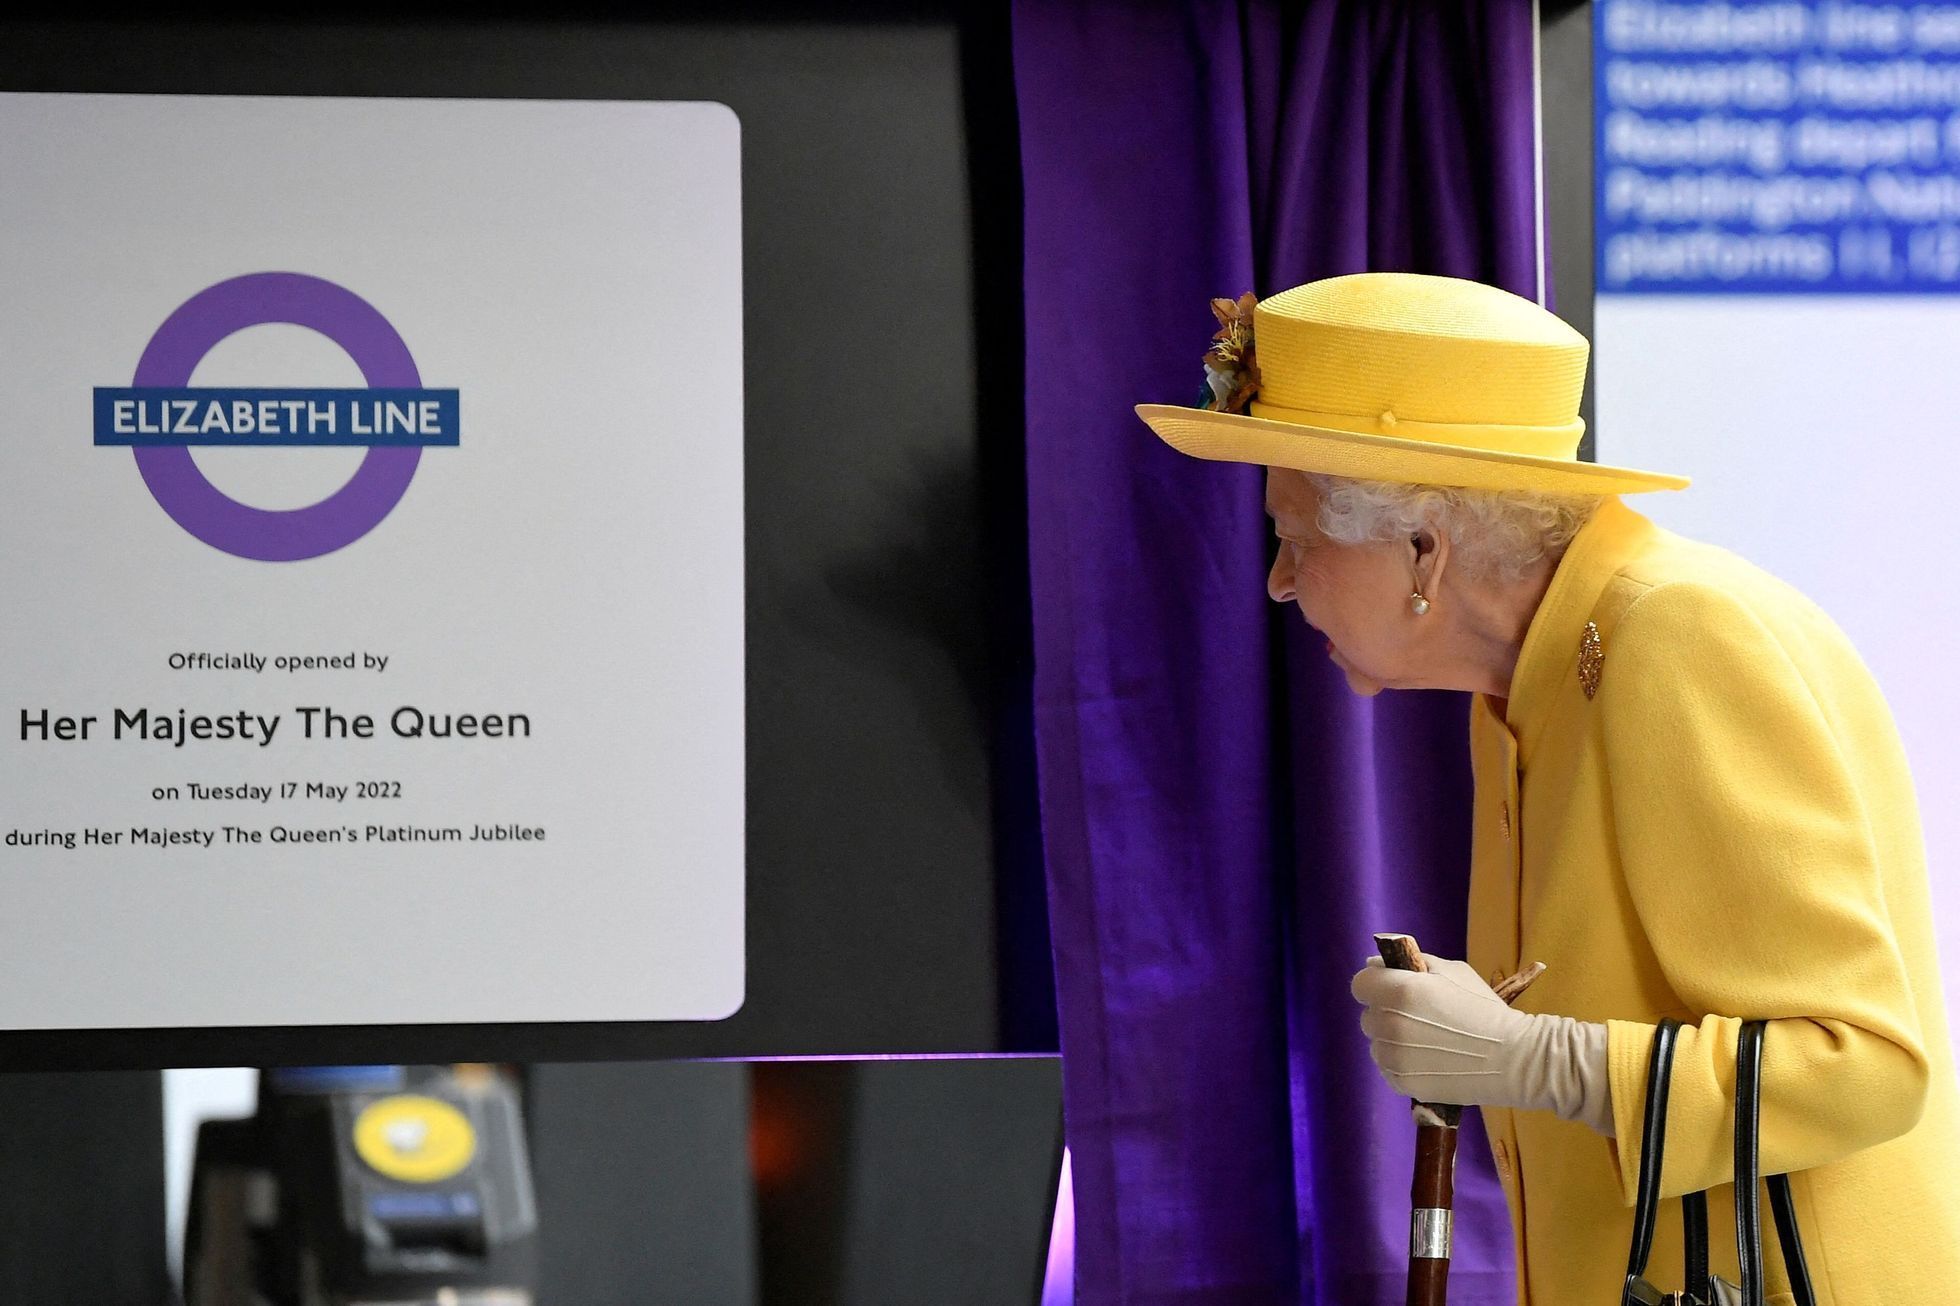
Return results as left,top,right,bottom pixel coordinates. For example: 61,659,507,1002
1595,580,1932,1206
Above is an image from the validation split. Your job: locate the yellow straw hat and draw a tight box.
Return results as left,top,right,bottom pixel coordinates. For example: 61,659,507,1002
1135,271,1688,495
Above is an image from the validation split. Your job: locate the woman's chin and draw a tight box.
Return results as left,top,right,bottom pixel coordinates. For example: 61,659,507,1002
1326,644,1386,696
1341,667,1386,697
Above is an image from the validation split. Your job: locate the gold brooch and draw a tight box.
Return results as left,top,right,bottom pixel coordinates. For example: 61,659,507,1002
1578,621,1603,699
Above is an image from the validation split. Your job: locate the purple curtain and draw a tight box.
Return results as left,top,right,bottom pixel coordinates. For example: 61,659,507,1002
1014,3,1546,1302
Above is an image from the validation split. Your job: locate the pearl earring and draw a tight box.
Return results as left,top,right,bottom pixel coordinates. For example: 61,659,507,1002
1409,589,1431,616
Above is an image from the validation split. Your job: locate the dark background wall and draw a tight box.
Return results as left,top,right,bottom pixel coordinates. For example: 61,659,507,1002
1545,0,1600,457
0,1071,168,1304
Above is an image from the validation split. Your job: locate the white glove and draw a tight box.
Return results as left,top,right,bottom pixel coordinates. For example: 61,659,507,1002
1350,952,1614,1136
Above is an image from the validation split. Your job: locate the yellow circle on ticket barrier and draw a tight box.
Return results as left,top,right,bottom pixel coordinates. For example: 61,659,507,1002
352,1095,477,1184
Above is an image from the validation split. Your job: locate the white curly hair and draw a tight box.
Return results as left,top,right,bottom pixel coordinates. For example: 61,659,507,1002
1302,472,1605,584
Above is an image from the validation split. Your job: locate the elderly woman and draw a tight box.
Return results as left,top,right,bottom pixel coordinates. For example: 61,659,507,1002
1137,272,1960,1301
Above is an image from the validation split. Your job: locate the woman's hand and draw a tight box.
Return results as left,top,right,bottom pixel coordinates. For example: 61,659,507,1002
1350,952,1614,1133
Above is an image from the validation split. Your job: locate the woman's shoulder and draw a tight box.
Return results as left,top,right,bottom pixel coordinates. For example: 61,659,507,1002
1584,528,1912,809
1595,528,1873,699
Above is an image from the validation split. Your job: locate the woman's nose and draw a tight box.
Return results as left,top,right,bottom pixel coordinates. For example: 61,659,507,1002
1267,547,1295,603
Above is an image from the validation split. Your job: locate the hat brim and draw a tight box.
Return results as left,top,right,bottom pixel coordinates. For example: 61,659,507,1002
1136,403,1689,495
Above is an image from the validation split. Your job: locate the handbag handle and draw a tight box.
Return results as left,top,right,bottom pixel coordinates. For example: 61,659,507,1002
1621,1018,1819,1306
1681,1189,1711,1301
1735,1020,1765,1302
1732,1021,1819,1306
1766,1174,1815,1306
1622,1017,1683,1301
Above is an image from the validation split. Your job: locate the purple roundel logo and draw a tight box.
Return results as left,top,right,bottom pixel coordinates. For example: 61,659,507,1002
99,273,458,562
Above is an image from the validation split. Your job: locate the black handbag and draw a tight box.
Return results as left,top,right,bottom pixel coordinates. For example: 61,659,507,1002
1621,1018,1820,1306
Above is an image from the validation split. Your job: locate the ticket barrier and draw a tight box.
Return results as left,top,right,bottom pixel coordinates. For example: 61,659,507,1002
184,1064,538,1306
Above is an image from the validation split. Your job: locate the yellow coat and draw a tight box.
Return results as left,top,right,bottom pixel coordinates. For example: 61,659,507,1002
1465,494,1960,1304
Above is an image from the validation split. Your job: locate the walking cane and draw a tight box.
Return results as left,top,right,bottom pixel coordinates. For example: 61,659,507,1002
1374,932,1545,1306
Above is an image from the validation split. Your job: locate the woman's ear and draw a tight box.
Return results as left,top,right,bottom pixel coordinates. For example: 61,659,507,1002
1411,527,1450,595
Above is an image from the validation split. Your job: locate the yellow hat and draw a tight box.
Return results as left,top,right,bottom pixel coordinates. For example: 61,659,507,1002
1135,271,1688,495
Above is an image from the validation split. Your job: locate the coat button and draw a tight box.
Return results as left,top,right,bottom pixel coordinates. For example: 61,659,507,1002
1492,1139,1512,1175
1499,800,1512,842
